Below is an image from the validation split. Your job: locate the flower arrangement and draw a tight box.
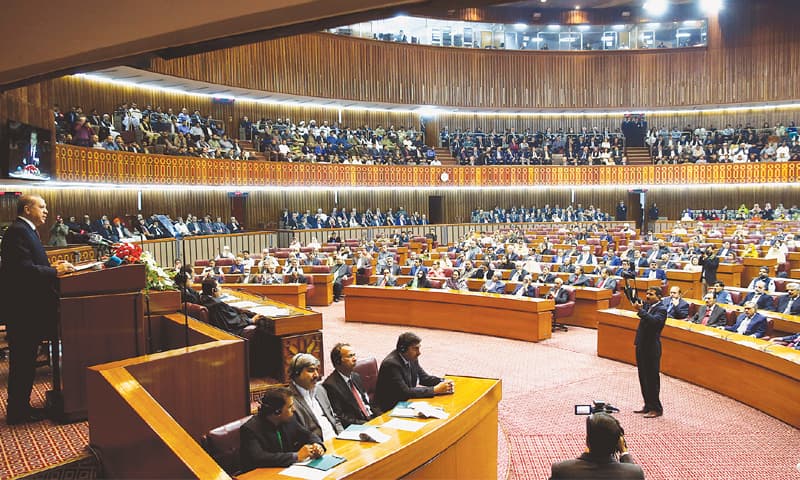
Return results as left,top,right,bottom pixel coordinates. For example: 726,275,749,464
111,242,175,291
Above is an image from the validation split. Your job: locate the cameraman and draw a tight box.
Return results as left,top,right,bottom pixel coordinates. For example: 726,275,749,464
550,413,644,479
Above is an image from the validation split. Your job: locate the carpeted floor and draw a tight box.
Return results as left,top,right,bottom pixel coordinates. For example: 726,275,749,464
316,301,800,480
2,301,799,479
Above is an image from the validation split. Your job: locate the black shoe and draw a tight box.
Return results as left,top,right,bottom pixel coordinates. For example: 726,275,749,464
633,408,648,414
6,407,47,426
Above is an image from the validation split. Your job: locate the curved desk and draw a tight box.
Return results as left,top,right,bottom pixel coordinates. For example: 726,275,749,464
344,285,554,342
239,376,501,480
597,308,800,428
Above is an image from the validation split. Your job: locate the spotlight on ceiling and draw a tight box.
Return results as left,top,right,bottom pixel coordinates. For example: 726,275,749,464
514,23,528,31
699,0,723,14
643,0,668,16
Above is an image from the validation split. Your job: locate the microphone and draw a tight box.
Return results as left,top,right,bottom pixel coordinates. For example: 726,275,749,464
88,233,114,248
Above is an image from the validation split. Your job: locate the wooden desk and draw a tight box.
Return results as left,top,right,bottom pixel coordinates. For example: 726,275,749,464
597,308,800,428
666,269,702,299
240,376,501,480
717,262,744,287
742,257,777,290
788,251,800,274
684,298,800,336
222,289,323,381
46,245,95,264
228,283,308,308
344,285,554,342
307,273,334,306
570,287,613,329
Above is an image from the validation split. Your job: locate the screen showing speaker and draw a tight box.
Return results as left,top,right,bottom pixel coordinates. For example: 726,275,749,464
7,120,52,181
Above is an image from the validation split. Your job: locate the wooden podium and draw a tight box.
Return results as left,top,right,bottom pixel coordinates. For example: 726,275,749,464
48,263,146,422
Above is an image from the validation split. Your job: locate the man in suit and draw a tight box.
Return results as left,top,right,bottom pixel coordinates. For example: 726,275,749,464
595,267,618,291
535,265,557,284
567,265,592,287
545,277,571,304
741,281,775,310
550,413,644,479
632,286,667,418
746,267,776,293
331,256,352,302
508,262,528,282
322,343,377,428
772,282,800,315
199,278,263,334
480,271,506,294
0,195,75,425
661,286,690,320
690,293,728,327
373,268,397,287
642,261,667,285
288,353,343,441
512,275,537,297
240,387,324,471
374,332,453,412
726,302,768,338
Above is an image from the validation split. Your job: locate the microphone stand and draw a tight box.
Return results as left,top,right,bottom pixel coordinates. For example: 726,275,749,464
182,256,189,349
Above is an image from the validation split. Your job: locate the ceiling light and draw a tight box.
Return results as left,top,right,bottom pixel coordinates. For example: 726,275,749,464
575,5,581,10
547,24,561,30
514,23,528,31
643,0,668,16
700,0,723,14
578,25,591,31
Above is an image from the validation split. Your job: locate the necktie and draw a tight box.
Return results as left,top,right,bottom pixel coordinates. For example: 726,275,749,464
785,299,795,315
701,308,712,326
349,379,369,418
738,316,752,335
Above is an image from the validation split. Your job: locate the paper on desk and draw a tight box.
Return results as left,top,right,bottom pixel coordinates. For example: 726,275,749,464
73,261,103,272
279,465,329,480
227,301,260,309
389,402,448,419
382,418,426,432
337,425,390,442
250,306,291,317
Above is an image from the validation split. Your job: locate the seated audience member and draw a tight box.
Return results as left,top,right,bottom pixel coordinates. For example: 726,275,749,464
258,248,280,270
576,245,597,266
746,267,776,293
480,271,505,294
284,257,304,276
286,270,308,285
536,265,557,284
615,259,635,277
742,243,760,258
229,256,247,276
690,292,728,327
642,261,667,285
444,269,468,291
595,267,617,291
202,259,224,283
508,262,528,282
428,260,446,278
174,267,201,304
549,413,644,479
199,278,262,335
240,387,324,471
661,286,689,320
512,275,537,297
773,282,800,315
406,269,432,289
567,265,592,287
771,332,800,349
287,353,343,441
740,281,775,310
683,256,703,273
373,268,397,287
544,277,570,304
374,332,454,412
331,256,352,302
260,265,283,285
216,245,236,260
725,302,768,338
226,216,244,233
712,281,733,305
322,343,377,428
408,258,428,277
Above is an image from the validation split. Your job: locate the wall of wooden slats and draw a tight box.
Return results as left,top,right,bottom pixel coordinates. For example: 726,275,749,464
147,1,800,110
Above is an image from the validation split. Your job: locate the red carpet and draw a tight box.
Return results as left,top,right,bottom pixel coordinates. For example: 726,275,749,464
319,301,800,480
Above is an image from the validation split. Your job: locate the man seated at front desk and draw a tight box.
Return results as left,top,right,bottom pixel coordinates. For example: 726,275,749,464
240,387,325,471
512,275,537,297
642,261,667,285
288,353,344,441
771,333,800,349
508,262,528,282
260,265,283,285
661,286,689,320
444,269,468,291
724,302,768,338
323,343,378,428
373,268,397,287
199,278,263,335
375,332,454,412
536,265,557,284
690,292,728,327
567,265,592,287
481,271,506,294
772,281,800,315
740,281,774,310
544,277,570,305
712,281,733,305
406,269,432,289
595,267,618,291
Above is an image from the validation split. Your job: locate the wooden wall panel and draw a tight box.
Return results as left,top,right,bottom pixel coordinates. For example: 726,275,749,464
147,1,800,110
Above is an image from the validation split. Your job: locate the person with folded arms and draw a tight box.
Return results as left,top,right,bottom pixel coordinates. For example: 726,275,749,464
240,387,324,471
375,332,454,412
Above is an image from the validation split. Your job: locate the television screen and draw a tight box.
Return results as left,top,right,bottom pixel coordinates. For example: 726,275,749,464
7,120,52,181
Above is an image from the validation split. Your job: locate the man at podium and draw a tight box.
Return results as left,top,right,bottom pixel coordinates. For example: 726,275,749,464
0,195,74,425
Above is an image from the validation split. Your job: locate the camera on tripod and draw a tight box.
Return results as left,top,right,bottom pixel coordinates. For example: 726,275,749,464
574,400,620,415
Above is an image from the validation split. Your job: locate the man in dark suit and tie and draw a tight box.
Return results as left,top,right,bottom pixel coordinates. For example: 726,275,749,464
772,282,800,315
545,277,571,305
632,287,667,418
595,267,618,291
374,332,453,412
725,302,768,338
741,281,775,311
0,195,74,425
322,343,377,428
661,286,690,320
690,293,728,327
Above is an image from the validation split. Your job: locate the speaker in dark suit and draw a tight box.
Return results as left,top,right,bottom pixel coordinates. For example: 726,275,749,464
0,195,74,425
322,343,377,428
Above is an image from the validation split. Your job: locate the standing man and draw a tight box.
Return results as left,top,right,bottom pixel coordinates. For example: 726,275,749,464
331,256,352,302
323,343,377,428
616,201,627,221
374,332,453,412
0,195,74,425
632,286,667,419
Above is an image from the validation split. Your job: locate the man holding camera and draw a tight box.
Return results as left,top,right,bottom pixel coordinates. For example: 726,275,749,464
550,413,644,479
632,286,667,419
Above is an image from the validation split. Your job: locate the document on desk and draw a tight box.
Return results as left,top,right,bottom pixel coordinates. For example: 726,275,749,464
73,261,103,272
250,305,292,317
389,401,449,419
278,465,329,480
381,418,426,432
227,300,260,309
337,424,390,443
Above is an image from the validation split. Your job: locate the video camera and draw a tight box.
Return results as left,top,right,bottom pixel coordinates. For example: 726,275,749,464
619,269,640,304
574,400,620,415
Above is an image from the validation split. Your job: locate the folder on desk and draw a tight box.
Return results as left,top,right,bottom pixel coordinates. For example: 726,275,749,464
337,424,390,443
390,401,449,419
304,454,346,470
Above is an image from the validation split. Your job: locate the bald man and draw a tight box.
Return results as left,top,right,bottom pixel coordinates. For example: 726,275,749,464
0,195,73,425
